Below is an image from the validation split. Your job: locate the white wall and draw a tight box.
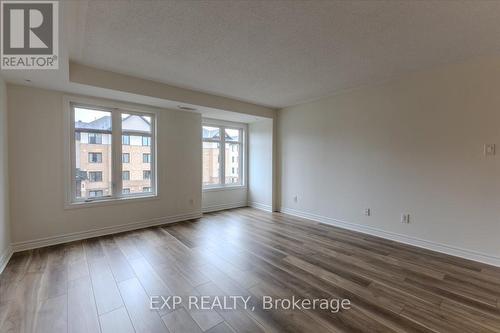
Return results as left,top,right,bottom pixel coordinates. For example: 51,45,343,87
202,188,247,213
0,76,11,271
7,84,202,249
279,56,500,265
248,119,273,211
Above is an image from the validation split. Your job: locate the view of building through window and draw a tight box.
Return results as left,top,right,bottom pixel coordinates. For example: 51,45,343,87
74,108,113,199
202,124,243,187
224,128,241,185
73,107,154,200
122,113,152,195
203,141,220,185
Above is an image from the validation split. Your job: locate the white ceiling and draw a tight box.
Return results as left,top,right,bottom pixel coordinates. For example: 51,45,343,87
67,0,500,108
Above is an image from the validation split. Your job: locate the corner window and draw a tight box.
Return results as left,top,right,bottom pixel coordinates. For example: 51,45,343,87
202,122,244,189
70,103,156,203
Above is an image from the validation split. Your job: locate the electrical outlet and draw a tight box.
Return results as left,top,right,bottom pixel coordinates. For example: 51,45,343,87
484,144,496,156
364,208,371,216
401,214,410,224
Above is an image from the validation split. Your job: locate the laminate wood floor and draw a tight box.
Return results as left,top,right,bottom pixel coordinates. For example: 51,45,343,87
1,208,499,332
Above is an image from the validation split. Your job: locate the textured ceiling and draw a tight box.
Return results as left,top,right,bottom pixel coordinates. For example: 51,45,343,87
70,0,500,108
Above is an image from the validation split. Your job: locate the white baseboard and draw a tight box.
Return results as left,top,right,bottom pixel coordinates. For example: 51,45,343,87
11,211,202,252
0,245,13,274
202,201,248,213
249,201,273,212
281,207,500,268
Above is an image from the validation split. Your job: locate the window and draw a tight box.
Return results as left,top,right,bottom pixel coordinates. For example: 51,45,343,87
123,114,153,195
88,133,102,144
88,190,103,197
202,123,244,188
88,152,102,163
70,104,156,203
225,141,241,185
89,171,103,182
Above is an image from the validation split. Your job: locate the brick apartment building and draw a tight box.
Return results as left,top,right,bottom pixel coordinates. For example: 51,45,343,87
202,126,241,186
75,114,152,199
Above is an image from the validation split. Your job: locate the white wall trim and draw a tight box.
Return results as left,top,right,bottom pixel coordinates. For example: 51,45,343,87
203,186,247,193
280,207,500,268
202,201,248,213
0,245,13,274
11,211,202,252
249,201,273,212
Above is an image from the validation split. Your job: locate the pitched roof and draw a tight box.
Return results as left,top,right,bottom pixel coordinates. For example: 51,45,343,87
75,114,151,133
76,115,111,131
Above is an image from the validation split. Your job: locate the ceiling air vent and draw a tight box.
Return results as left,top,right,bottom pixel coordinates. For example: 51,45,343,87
178,105,197,111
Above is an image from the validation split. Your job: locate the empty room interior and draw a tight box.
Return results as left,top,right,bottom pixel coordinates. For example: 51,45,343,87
1,1,500,332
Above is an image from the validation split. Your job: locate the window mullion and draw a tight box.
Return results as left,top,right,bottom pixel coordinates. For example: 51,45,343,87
112,110,122,197
240,129,244,185
151,116,157,194
220,126,225,185
70,107,77,202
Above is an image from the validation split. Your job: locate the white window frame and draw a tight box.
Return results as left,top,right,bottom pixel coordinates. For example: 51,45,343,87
202,119,247,191
64,96,158,208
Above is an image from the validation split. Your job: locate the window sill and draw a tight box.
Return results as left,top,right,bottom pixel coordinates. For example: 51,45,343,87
202,185,247,193
64,194,159,210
